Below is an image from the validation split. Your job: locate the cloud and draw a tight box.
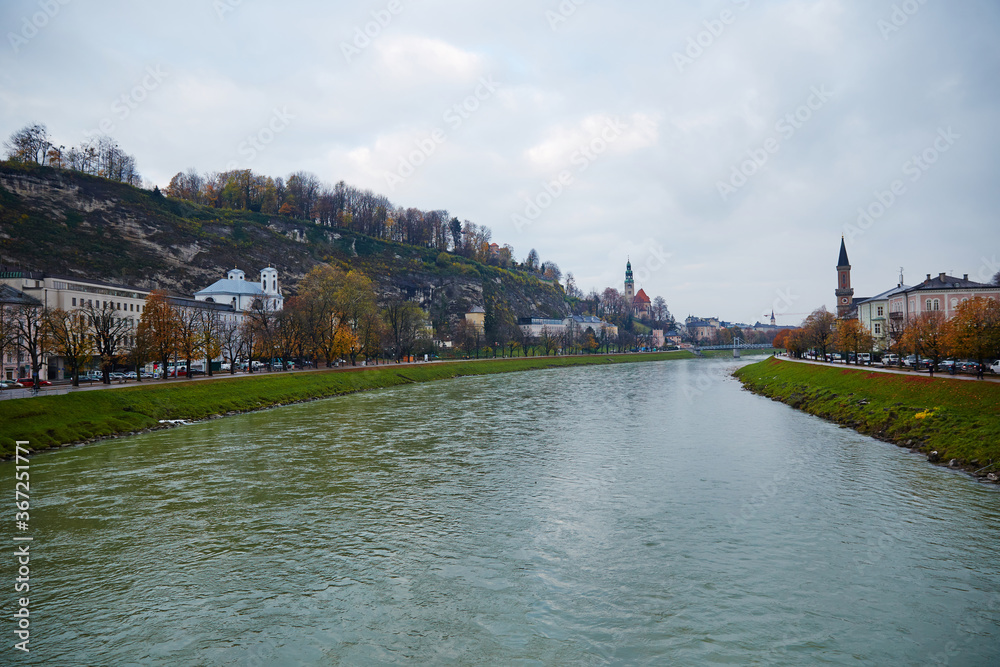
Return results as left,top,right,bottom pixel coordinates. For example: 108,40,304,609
375,36,483,83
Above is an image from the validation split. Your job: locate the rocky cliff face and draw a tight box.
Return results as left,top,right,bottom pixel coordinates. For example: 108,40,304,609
0,164,568,324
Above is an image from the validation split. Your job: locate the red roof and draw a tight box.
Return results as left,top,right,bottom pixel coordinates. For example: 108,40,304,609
633,289,651,304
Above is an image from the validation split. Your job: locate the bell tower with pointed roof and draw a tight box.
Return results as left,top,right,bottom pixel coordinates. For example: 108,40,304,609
835,236,854,318
624,259,635,301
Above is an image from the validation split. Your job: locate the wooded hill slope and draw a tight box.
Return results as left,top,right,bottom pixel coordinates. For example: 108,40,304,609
0,162,568,326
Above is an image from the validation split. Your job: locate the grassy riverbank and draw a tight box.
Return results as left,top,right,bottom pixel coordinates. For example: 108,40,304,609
0,351,692,457
735,358,1000,475
699,348,777,359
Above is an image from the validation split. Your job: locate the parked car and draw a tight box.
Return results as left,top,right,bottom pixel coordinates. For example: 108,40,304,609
883,354,900,366
124,371,138,379
109,372,125,381
187,368,205,376
959,360,981,374
991,360,1000,375
903,355,931,370
0,380,24,390
19,378,52,386
939,360,958,374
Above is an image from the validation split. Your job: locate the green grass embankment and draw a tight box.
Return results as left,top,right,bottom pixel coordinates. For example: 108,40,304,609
0,351,692,457
735,358,1000,475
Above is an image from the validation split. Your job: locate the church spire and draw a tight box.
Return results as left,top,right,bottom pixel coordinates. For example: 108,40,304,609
624,258,635,300
838,236,850,268
835,237,854,318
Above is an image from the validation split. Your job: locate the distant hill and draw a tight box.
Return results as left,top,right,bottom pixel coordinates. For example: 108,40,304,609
0,162,568,326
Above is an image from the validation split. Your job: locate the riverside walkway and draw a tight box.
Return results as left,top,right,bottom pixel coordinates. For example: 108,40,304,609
777,354,1000,384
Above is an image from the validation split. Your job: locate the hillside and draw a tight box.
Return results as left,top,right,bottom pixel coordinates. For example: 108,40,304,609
0,162,568,324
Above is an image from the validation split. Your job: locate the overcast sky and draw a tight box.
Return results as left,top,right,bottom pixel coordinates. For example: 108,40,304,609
3,0,999,325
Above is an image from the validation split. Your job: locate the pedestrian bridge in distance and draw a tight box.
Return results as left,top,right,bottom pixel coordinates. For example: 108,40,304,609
694,343,776,351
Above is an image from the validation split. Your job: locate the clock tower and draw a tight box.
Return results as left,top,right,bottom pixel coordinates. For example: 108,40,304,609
624,259,635,301
835,237,854,318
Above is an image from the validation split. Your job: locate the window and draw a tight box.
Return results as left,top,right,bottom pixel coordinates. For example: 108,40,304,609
72,297,77,306
874,324,881,335
877,306,884,317
925,299,932,311
272,279,276,291
932,299,940,311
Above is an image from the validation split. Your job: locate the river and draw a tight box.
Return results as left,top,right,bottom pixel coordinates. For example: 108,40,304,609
4,358,999,665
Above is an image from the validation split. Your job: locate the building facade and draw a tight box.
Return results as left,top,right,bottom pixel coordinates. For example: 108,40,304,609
194,267,283,313
855,282,910,350
0,270,151,379
885,273,1000,324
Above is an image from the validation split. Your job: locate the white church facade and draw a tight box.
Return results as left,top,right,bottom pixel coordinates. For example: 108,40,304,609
194,267,284,313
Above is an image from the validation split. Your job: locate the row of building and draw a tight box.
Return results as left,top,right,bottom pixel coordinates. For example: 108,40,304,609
0,267,284,380
835,237,1000,349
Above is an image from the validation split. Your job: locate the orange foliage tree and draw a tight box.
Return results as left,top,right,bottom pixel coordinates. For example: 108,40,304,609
137,290,179,379
947,297,1000,378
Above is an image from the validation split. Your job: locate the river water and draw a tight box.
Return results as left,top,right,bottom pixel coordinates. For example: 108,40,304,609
5,358,999,665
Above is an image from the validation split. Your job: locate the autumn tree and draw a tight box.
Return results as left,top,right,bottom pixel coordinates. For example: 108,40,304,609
297,265,344,367
772,328,790,350
335,270,378,365
901,312,952,374
834,318,874,365
46,309,92,386
948,297,1000,379
137,290,179,379
803,307,837,361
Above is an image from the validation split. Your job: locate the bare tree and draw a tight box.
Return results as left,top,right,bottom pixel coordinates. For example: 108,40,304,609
4,123,51,163
10,304,49,388
85,301,132,383
219,318,243,374
383,299,427,362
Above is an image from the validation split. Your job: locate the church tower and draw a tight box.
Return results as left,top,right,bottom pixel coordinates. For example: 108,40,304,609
835,237,854,318
770,310,776,327
624,259,635,301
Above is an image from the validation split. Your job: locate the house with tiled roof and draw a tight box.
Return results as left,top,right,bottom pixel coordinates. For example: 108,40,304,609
855,281,911,350
885,272,1000,323
633,288,651,319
